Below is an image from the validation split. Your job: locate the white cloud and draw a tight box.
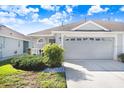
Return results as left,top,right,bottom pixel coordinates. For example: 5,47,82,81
39,11,71,26
0,5,39,16
66,6,73,13
15,6,39,16
88,5,109,15
0,17,26,25
39,18,53,25
65,5,77,13
114,18,122,22
32,13,39,22
120,6,124,11
40,5,60,11
0,5,73,30
0,5,40,25
0,11,16,17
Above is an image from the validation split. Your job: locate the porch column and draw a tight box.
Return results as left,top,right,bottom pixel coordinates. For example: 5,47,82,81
113,35,118,60
61,34,64,48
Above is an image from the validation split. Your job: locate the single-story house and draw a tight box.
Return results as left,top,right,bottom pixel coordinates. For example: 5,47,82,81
28,20,124,60
0,25,33,59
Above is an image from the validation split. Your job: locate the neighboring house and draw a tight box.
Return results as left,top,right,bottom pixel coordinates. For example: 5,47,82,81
28,20,124,60
0,25,33,59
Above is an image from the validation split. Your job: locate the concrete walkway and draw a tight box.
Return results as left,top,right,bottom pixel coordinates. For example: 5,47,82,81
64,60,124,88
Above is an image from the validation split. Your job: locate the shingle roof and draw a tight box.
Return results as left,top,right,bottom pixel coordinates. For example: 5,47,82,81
28,20,124,36
0,25,31,41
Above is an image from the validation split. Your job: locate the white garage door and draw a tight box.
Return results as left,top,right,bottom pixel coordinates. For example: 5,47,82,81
64,37,114,60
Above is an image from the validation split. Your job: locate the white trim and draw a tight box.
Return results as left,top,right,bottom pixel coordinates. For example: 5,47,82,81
28,34,54,37
114,35,118,60
28,31,124,37
0,34,30,41
52,31,124,34
61,34,64,48
72,20,109,31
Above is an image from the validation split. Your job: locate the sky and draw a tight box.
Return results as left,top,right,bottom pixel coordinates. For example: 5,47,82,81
0,5,124,35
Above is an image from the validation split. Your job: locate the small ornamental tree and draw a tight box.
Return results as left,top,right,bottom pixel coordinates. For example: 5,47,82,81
42,43,64,67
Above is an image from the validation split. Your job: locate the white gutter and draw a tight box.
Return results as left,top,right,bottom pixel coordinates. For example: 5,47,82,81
27,31,124,37
52,31,124,34
28,34,54,37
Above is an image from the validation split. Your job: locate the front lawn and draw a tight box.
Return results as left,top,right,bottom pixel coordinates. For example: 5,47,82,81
0,44,66,88
0,61,67,88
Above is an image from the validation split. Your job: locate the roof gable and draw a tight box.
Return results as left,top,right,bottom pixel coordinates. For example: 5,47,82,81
72,21,109,31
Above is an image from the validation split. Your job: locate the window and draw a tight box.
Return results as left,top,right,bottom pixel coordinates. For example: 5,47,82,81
38,39,43,43
90,38,94,40
65,38,69,41
96,38,100,41
71,38,75,41
83,38,88,40
77,38,81,41
49,39,56,43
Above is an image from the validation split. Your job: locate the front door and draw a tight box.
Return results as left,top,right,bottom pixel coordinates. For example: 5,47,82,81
23,41,29,53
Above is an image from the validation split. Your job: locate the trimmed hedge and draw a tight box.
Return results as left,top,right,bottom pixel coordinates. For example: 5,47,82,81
11,55,46,71
42,43,64,67
118,53,124,62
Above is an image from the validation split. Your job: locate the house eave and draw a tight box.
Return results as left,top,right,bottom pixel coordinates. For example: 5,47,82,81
52,31,124,34
0,33,31,41
28,34,54,37
27,30,124,37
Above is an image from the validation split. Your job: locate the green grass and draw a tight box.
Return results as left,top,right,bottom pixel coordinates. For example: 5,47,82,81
0,74,28,88
0,64,23,76
0,59,67,88
37,72,67,88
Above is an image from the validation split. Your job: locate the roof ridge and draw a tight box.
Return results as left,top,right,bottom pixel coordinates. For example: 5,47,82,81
28,20,86,35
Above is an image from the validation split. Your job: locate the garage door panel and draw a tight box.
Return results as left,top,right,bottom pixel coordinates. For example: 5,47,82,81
64,37,114,60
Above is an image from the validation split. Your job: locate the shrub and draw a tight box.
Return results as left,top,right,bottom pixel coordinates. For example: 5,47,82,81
42,43,64,67
11,55,46,71
118,53,124,62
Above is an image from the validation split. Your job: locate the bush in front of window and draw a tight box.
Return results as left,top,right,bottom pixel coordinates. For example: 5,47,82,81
118,53,124,62
42,43,64,67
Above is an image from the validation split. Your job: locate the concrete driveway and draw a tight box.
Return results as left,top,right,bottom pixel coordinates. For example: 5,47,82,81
64,60,124,88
